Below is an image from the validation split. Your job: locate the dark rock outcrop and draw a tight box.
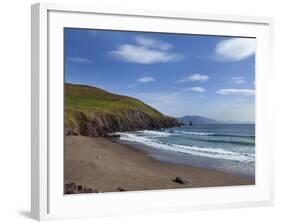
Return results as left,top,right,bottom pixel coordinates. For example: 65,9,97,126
179,115,218,124
65,182,99,194
172,177,193,185
117,187,126,192
65,109,182,137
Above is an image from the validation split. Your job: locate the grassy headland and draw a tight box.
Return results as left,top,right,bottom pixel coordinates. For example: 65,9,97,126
65,83,182,137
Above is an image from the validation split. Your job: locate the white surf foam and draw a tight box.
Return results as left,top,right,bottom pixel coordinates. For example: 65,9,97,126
137,130,171,137
174,131,215,136
116,132,255,163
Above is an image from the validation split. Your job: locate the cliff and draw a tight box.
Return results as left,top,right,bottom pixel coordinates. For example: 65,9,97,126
65,83,182,137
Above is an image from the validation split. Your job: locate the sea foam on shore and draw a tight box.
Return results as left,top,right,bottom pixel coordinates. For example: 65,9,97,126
114,124,255,178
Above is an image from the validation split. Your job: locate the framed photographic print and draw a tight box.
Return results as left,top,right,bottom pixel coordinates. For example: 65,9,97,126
31,2,274,221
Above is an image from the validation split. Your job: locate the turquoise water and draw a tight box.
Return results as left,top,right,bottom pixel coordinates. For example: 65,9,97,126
117,124,255,178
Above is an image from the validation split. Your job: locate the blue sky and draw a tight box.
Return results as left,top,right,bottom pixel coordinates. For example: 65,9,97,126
65,28,255,122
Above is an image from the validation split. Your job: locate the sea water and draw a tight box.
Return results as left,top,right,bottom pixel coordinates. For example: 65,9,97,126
116,124,255,178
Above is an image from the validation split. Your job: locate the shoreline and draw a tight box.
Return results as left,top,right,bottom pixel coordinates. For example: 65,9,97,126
65,135,255,194
114,137,255,180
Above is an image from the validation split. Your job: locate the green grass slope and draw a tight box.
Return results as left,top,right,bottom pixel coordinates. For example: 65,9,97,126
65,83,182,137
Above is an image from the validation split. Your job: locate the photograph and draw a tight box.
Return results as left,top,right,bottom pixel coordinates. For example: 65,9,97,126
64,28,256,194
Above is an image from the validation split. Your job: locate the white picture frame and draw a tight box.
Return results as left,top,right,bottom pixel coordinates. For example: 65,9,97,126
31,2,274,221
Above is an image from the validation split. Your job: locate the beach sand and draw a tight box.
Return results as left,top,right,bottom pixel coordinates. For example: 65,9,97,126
64,135,254,194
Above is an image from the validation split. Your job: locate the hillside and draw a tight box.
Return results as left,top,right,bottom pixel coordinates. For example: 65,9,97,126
65,83,182,137
179,115,218,124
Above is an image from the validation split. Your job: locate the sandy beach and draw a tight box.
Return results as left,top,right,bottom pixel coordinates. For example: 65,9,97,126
64,135,254,194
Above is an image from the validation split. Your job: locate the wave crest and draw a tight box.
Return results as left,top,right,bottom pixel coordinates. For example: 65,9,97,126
137,130,171,137
116,132,255,163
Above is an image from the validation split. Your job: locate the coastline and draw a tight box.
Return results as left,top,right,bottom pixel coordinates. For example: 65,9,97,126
64,135,255,194
115,135,255,179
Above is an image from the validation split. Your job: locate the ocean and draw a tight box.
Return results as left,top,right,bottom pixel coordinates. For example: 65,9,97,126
116,124,255,179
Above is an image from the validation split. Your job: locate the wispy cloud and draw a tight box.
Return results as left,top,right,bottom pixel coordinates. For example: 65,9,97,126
137,76,155,83
215,38,256,61
177,73,209,83
184,87,206,93
68,57,92,63
129,76,155,88
109,36,184,64
232,76,245,84
135,36,173,50
217,88,255,96
110,44,183,64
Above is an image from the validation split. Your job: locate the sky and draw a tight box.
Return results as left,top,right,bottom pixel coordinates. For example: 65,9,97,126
65,28,255,122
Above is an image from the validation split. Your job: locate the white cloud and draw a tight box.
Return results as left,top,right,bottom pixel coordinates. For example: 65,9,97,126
184,87,206,93
68,57,92,63
217,88,255,96
110,44,183,64
109,36,184,64
177,73,209,83
129,76,155,88
232,76,245,84
215,38,256,61
135,36,173,50
137,76,155,83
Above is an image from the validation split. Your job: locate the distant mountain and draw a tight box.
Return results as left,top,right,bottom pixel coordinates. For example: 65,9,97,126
65,83,182,137
179,115,218,124
219,120,255,124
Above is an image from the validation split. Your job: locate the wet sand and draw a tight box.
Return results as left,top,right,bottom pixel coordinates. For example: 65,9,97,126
64,135,254,194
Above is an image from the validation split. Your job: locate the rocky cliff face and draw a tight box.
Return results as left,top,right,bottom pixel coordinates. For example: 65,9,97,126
65,109,182,137
65,83,182,137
